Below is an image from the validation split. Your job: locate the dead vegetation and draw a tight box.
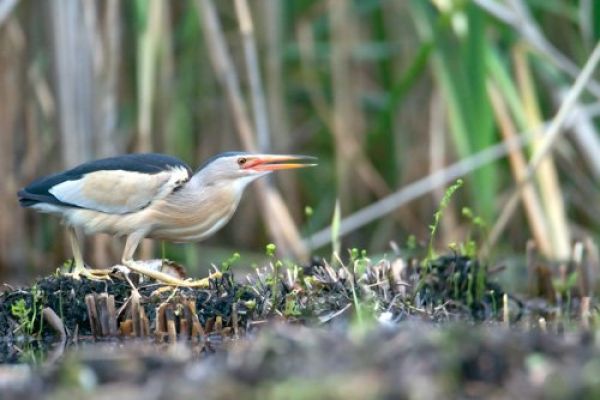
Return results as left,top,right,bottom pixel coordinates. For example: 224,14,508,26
0,251,506,347
1,238,597,348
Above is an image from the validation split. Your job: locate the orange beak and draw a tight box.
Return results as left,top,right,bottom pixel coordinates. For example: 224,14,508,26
244,154,317,172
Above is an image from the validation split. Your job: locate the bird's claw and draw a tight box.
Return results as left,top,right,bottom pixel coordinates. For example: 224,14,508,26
66,267,113,282
121,259,222,288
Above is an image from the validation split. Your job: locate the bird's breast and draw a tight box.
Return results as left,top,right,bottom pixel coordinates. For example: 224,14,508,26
146,185,241,242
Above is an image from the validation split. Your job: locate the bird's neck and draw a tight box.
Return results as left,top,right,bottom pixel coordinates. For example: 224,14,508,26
189,171,258,194
185,173,247,205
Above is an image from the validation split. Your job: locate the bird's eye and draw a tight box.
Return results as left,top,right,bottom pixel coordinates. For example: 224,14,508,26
237,157,247,167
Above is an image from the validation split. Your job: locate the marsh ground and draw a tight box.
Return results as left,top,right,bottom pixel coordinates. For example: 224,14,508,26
1,248,599,399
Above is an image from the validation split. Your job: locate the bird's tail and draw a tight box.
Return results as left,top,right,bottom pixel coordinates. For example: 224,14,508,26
17,189,43,207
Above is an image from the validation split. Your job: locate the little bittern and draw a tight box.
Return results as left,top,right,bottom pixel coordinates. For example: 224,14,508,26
18,152,316,285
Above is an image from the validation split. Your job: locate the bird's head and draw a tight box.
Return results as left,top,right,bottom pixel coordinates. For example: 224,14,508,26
195,152,317,188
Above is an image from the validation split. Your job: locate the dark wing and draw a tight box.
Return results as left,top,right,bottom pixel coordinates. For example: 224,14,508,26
18,153,191,214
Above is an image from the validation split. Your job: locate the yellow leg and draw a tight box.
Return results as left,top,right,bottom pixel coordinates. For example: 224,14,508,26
121,232,220,288
66,227,111,281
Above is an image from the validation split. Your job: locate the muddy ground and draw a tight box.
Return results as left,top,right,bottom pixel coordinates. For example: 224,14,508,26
1,252,598,399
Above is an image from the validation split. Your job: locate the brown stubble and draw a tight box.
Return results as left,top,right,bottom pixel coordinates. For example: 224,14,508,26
0,17,27,280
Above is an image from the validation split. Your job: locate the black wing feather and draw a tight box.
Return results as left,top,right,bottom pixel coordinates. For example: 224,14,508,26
18,153,191,208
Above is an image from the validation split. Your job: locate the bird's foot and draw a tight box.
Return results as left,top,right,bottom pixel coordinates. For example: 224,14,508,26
66,265,113,281
121,260,221,288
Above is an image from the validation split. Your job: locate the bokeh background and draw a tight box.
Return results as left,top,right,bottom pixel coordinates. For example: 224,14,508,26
1,0,599,284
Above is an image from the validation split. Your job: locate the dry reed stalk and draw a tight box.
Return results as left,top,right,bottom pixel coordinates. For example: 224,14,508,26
140,305,149,337
487,82,552,257
296,17,390,200
85,294,99,337
155,303,167,339
131,291,141,337
474,0,600,100
513,46,570,260
305,101,600,250
296,22,334,130
136,0,161,153
166,306,177,343
50,1,101,268
0,18,27,276
328,0,360,210
483,42,600,258
328,1,393,202
260,0,301,217
96,293,110,335
156,1,176,154
234,0,269,152
50,0,95,167
566,98,600,181
197,0,307,260
107,293,117,335
135,1,163,261
89,0,124,267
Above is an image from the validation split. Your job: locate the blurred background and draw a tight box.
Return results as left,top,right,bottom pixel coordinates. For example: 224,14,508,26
1,0,599,284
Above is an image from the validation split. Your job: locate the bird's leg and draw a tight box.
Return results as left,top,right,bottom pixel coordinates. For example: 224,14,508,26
68,226,85,276
66,227,111,281
120,233,220,288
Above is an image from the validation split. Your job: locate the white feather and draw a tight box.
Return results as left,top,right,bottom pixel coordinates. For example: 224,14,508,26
31,203,66,214
48,166,190,214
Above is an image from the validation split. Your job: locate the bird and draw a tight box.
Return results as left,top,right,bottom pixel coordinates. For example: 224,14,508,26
18,152,316,286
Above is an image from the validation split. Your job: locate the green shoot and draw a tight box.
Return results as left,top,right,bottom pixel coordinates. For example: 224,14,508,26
284,294,302,317
304,205,313,218
406,234,417,251
266,243,282,308
221,252,241,272
305,205,315,251
426,179,464,264
350,248,369,277
266,243,277,257
461,207,488,258
11,299,36,336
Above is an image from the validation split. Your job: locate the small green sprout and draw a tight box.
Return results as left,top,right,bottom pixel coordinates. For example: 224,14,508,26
265,243,283,308
221,252,241,272
11,299,35,336
266,243,277,257
406,235,417,250
284,294,302,317
460,207,488,258
304,206,313,217
462,240,477,258
426,179,464,264
462,207,487,229
244,300,256,310
350,248,369,276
